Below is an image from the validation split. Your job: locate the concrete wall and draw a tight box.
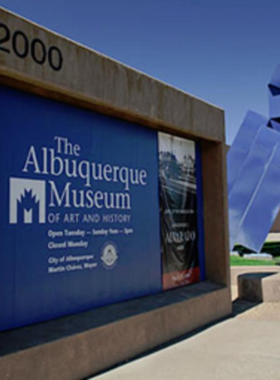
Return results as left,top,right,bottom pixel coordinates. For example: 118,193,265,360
270,214,280,233
0,7,231,379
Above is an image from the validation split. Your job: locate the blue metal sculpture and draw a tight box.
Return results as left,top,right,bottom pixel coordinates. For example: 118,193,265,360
228,65,280,252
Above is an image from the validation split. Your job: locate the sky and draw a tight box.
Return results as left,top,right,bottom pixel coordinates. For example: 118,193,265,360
1,0,280,144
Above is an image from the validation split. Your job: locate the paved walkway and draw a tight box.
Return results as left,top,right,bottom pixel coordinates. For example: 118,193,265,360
93,302,280,380
91,268,280,380
266,232,280,242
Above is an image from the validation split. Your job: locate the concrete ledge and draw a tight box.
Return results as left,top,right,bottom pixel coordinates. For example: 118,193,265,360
238,272,280,302
231,266,280,286
0,282,231,380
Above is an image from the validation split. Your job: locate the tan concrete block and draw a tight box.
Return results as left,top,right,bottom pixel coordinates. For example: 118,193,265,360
202,141,230,286
0,7,231,380
231,266,280,286
0,7,224,142
238,272,280,302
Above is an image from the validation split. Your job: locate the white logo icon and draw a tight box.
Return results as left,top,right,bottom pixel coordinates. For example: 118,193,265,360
101,242,118,269
10,178,46,224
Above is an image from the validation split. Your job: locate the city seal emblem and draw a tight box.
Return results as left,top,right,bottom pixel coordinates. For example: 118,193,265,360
101,242,118,269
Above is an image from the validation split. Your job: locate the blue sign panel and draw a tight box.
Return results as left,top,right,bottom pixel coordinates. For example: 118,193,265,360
0,86,162,331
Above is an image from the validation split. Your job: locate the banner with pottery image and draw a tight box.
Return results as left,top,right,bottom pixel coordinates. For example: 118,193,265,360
158,133,201,290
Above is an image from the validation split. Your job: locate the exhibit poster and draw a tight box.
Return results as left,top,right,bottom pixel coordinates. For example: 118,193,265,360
158,133,201,290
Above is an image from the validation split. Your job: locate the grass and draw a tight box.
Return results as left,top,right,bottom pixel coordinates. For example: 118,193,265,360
230,255,280,266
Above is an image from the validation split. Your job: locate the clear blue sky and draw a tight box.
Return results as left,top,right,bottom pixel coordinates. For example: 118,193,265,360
1,0,280,143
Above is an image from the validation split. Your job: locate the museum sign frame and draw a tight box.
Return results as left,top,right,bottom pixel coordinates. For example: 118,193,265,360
0,7,231,380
